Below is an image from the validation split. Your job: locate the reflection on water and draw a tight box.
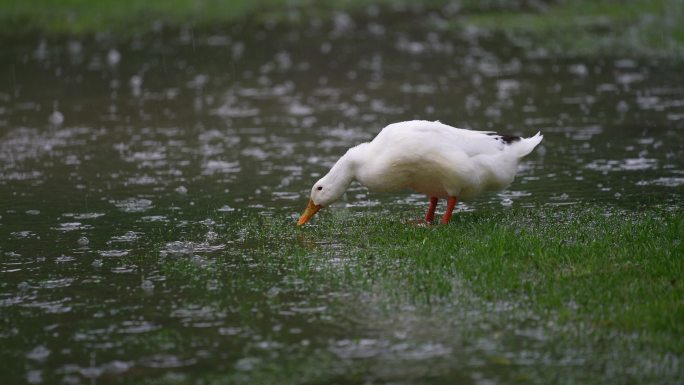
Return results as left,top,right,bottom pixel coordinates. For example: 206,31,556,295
0,10,682,385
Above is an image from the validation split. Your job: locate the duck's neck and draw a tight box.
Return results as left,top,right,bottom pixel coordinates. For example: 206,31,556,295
325,143,367,191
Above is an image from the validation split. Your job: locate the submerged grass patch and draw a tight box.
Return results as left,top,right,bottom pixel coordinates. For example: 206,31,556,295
3,204,679,384
151,205,683,357
119,204,682,383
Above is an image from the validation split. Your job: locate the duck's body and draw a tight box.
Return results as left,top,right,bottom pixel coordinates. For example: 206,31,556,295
298,120,543,225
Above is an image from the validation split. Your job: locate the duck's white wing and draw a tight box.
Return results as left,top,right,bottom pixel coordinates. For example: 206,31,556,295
376,120,511,157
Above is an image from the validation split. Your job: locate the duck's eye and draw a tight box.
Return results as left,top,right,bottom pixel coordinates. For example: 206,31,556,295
317,186,323,191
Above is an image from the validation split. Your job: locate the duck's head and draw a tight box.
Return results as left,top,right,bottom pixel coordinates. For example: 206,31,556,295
297,176,346,226
297,144,364,226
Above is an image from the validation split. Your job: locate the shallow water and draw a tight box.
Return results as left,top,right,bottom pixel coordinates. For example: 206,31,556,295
1,11,683,385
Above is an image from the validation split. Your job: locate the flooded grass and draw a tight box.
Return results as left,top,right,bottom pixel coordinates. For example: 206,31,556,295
37,205,681,384
292,206,684,340
6,205,676,384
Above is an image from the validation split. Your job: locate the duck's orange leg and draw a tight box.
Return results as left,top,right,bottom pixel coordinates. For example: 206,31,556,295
424,196,439,223
441,196,458,224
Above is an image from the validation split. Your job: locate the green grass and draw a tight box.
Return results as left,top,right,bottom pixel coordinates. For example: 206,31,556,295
460,0,684,57
124,204,683,383
1,0,682,56
157,205,683,356
0,0,285,35
0,0,434,36
309,207,683,346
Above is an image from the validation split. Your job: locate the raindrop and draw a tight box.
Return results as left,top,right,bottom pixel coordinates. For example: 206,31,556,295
235,357,260,371
111,198,153,213
92,259,103,268
332,12,354,35
107,49,121,66
616,100,629,113
497,79,520,99
191,255,205,267
266,287,280,298
129,75,143,97
49,110,64,126
101,361,131,375
288,102,313,116
217,205,235,212
26,345,50,362
232,41,245,59
99,250,128,258
188,74,208,89
175,185,188,194
78,237,90,246
568,64,588,77
67,40,82,56
129,75,142,88
320,42,332,54
26,370,42,384
17,281,30,291
141,279,155,293
34,40,48,61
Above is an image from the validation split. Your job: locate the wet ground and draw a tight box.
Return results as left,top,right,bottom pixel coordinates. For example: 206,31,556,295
1,10,683,385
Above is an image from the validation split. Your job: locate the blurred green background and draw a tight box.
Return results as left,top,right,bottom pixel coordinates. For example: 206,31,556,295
1,0,683,56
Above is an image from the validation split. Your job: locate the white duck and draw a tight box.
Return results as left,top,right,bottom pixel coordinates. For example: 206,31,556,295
297,120,543,225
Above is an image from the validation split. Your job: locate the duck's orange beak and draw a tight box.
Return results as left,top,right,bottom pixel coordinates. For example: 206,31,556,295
297,199,322,226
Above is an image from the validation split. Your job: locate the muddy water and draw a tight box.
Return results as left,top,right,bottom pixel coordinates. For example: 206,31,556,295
1,13,683,385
